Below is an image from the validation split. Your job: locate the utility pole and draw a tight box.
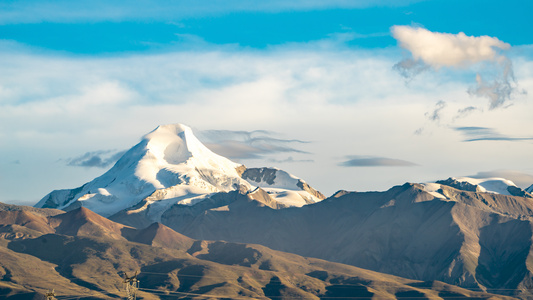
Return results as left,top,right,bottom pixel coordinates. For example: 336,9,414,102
123,271,139,300
45,289,56,300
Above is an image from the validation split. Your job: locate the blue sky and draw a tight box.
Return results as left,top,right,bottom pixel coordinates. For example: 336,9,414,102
1,0,533,204
1,0,532,53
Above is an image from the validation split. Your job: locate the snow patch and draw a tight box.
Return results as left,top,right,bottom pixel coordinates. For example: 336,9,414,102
380,199,396,208
261,188,313,207
454,177,517,195
242,167,323,204
421,183,447,199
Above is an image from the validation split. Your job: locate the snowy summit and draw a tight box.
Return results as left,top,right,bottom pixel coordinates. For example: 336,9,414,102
36,124,324,219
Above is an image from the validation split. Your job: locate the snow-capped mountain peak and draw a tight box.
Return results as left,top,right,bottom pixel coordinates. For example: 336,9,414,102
36,123,324,219
36,123,251,216
136,123,246,191
144,124,239,169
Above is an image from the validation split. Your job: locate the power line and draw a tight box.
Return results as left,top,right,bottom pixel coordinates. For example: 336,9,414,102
138,287,514,299
45,289,56,300
123,271,140,300
137,270,531,292
42,270,530,300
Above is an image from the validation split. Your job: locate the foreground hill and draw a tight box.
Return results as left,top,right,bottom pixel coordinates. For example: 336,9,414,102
0,203,510,299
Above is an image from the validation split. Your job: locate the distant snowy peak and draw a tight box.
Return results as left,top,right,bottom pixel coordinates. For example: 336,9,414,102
434,177,532,198
241,167,325,206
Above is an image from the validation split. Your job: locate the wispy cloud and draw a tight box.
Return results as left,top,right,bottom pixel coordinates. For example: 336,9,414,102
339,156,417,167
393,57,429,80
425,100,446,122
454,127,533,142
392,25,523,110
267,156,314,163
415,100,448,135
197,129,309,160
467,60,522,109
67,150,126,168
453,106,480,120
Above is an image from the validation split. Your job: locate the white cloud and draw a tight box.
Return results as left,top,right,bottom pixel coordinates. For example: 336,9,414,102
392,25,509,69
391,25,524,110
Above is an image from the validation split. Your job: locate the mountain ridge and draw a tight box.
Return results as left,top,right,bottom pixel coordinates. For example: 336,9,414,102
155,181,533,297
2,201,513,299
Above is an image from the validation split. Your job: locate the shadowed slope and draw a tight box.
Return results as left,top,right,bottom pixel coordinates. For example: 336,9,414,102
130,222,194,250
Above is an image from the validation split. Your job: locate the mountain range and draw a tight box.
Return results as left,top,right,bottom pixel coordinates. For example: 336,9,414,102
19,123,533,298
1,202,513,299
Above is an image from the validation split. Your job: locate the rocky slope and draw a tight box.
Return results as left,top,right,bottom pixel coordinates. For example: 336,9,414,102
1,203,509,299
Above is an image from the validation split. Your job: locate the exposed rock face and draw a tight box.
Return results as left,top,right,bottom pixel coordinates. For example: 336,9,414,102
239,167,325,205
436,177,483,192
242,167,277,185
296,179,326,200
435,176,531,198
507,185,533,198
235,164,247,177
